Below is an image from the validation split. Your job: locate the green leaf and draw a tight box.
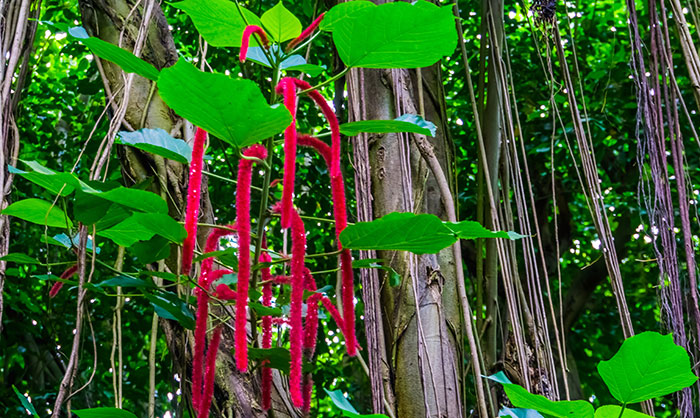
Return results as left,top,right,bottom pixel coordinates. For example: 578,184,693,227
11,161,80,196
73,408,138,418
320,1,375,32
117,128,192,163
445,220,527,240
352,258,401,286
91,187,168,214
284,63,326,77
339,114,437,137
158,58,291,148
100,215,156,247
68,27,159,81
74,191,114,225
12,386,39,418
171,0,263,47
261,2,301,42
248,347,291,372
487,372,594,418
597,331,698,403
249,301,283,317
145,291,195,329
132,212,187,243
130,235,171,264
246,45,306,69
96,276,151,288
499,407,545,418
324,389,389,418
340,212,456,254
594,406,651,418
3,198,73,228
332,1,457,68
1,253,41,264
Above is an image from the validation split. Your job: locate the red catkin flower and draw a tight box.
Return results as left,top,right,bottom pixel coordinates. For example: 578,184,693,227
200,225,237,288
191,292,209,412
234,144,268,372
49,264,79,298
320,296,346,333
239,25,269,63
193,226,236,411
272,203,306,407
275,78,299,229
286,13,325,52
297,133,357,356
182,127,208,276
198,325,223,418
290,79,341,177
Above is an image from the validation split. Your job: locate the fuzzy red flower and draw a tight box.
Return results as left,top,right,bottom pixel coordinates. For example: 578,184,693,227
239,25,269,63
286,13,325,52
234,144,268,372
275,78,299,229
49,264,79,298
198,325,223,418
182,127,208,276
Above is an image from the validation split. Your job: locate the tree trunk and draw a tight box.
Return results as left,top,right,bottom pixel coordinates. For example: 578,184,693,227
348,44,464,418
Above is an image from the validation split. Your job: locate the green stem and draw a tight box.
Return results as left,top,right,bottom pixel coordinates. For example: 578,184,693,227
299,66,350,94
617,404,627,418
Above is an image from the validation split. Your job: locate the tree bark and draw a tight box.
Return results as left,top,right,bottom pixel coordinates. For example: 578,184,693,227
348,52,464,418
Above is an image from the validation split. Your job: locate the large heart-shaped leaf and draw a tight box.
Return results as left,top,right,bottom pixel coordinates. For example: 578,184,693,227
324,389,389,418
339,114,437,137
261,2,301,43
594,406,651,418
320,1,375,32
90,187,168,214
332,0,457,68
68,27,159,81
10,161,81,196
597,332,698,404
446,220,527,240
73,408,137,418
339,212,456,254
132,212,187,243
488,372,594,418
99,215,155,247
172,0,262,47
158,58,291,148
117,128,192,163
146,291,195,329
3,199,73,228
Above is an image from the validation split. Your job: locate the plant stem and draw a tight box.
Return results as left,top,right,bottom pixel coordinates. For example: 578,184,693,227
299,67,350,94
617,404,627,418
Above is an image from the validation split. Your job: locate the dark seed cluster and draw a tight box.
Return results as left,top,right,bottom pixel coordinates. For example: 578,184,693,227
532,0,557,24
